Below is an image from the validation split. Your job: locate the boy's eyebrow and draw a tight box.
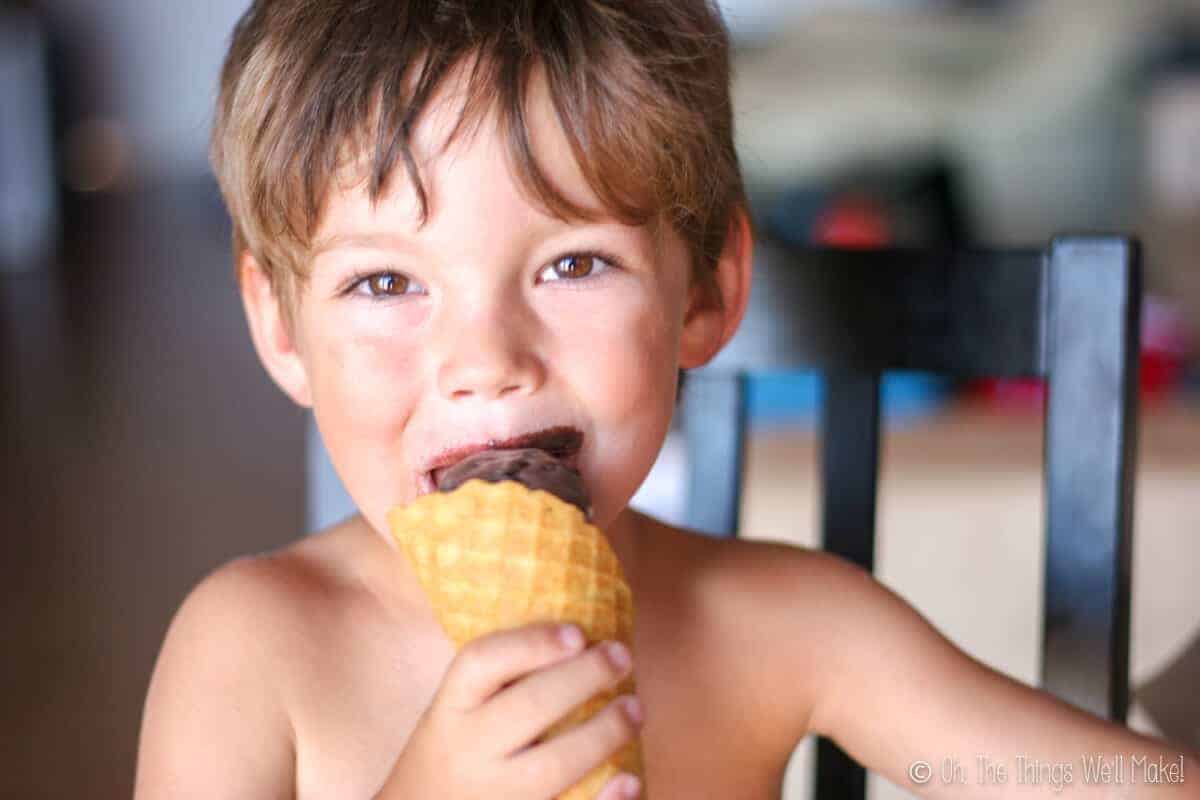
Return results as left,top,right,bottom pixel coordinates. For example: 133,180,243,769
311,232,419,257
312,219,639,259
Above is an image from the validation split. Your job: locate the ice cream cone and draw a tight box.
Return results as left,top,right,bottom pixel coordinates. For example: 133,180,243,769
386,477,645,799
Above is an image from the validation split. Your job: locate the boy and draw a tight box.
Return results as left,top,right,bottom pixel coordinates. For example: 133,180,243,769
135,1,1198,798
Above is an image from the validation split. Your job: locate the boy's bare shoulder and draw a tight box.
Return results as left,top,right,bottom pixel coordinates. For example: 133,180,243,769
198,516,415,663
174,521,357,646
644,517,914,733
146,524,355,705
143,519,466,799
135,540,318,797
153,514,402,707
637,516,868,750
644,515,863,619
667,523,986,746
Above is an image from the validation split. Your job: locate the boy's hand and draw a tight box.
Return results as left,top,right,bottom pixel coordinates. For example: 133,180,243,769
375,621,644,800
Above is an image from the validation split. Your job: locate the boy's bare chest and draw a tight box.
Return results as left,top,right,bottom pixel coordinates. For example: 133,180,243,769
286,534,791,799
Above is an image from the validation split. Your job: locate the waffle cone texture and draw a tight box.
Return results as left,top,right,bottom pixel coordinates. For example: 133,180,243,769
386,479,645,800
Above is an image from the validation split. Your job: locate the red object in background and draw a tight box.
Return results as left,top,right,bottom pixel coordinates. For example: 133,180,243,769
970,295,1194,412
813,195,891,248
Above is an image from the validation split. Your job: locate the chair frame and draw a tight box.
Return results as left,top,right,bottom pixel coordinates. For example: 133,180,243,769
680,236,1141,799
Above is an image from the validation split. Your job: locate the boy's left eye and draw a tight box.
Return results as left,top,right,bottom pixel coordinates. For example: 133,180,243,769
536,251,619,284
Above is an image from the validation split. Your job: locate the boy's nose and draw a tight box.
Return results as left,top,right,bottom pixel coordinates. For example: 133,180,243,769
436,312,545,402
440,355,541,401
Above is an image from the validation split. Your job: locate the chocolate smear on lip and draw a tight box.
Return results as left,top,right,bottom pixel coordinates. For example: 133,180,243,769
435,447,592,521
513,425,582,461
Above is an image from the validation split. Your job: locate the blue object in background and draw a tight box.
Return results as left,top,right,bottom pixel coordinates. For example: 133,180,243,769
746,369,953,428
764,187,829,247
0,8,59,272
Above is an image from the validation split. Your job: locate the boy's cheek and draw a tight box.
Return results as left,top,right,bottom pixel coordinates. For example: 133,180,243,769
320,323,421,383
310,335,421,435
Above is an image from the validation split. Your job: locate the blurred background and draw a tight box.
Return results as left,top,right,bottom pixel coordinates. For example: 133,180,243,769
2,0,1198,797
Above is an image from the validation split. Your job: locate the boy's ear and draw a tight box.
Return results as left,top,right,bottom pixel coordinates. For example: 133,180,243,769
678,206,753,370
239,253,313,409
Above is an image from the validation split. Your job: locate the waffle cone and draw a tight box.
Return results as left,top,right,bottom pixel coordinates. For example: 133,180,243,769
386,479,645,799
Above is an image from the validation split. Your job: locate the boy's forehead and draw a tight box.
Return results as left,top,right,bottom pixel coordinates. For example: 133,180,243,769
316,61,624,242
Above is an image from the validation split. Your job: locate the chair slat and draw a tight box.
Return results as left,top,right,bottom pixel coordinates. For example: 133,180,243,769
820,371,881,573
1041,237,1140,721
681,373,747,538
814,370,881,800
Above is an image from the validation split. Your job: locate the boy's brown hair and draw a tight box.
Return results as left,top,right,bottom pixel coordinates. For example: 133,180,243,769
211,0,752,341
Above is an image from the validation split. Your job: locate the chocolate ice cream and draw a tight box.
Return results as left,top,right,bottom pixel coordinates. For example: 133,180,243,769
436,447,592,520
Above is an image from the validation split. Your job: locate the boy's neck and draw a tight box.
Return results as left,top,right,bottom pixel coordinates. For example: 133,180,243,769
602,504,645,585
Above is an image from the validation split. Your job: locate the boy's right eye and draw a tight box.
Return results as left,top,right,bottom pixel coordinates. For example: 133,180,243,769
345,270,425,299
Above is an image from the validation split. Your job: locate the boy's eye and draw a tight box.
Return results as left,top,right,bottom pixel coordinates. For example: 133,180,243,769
537,252,617,284
345,251,620,299
347,271,423,299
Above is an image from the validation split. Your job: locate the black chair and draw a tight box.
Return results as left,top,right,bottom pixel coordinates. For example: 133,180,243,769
680,235,1141,799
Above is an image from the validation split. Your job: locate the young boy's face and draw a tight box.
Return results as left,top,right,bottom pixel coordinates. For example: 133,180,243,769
241,63,748,542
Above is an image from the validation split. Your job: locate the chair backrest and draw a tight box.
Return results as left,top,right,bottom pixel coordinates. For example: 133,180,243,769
680,235,1141,800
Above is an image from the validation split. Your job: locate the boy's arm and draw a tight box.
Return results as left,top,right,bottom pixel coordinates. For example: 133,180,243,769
134,557,296,800
780,549,1199,799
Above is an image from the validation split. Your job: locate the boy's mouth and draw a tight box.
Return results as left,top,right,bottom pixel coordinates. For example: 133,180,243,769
418,425,584,495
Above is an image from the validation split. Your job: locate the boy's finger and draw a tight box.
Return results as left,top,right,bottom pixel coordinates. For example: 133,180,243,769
438,621,586,712
507,696,641,799
480,640,632,756
598,773,642,800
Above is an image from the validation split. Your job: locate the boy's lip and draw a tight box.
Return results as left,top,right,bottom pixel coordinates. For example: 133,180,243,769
417,425,584,495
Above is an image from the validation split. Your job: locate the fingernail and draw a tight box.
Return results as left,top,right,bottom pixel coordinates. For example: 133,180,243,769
604,641,631,672
620,695,644,726
620,774,641,798
559,624,585,651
